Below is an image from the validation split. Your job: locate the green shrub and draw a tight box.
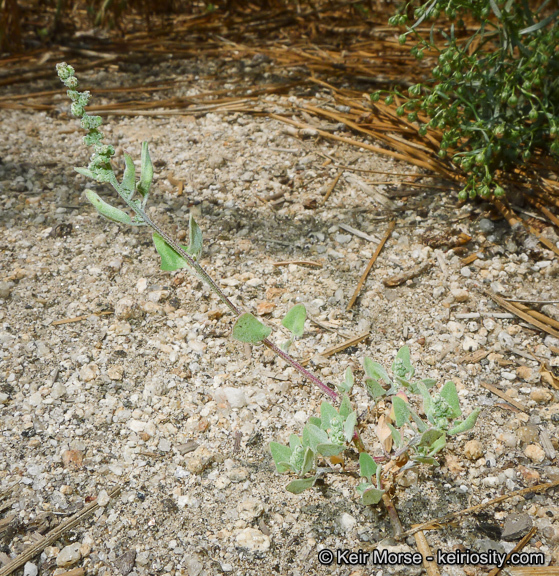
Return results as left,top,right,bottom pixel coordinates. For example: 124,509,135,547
374,1,559,200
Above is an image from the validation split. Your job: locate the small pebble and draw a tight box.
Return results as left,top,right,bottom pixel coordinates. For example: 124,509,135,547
339,513,357,532
23,562,38,576
524,443,546,463
464,440,483,460
56,543,81,567
97,489,110,507
479,219,495,234
502,513,533,541
236,528,270,553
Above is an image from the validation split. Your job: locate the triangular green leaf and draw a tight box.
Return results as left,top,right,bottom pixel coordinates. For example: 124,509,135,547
152,232,191,272
232,313,271,344
270,442,293,473
286,476,317,494
428,434,447,456
303,423,329,453
136,141,153,203
359,452,377,482
85,189,133,225
365,378,386,400
392,396,410,428
317,443,346,457
121,153,136,197
363,357,392,385
338,367,354,393
361,487,385,505
281,304,306,338
408,406,428,432
440,381,462,418
412,456,439,467
289,435,302,449
320,402,339,430
308,416,322,428
302,447,315,475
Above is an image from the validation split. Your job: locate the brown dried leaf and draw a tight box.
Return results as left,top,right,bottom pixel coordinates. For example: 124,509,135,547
375,414,393,453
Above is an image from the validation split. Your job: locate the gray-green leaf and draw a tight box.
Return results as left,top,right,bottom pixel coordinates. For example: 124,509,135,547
365,378,386,400
232,313,271,344
281,304,306,338
343,411,357,442
359,452,377,482
361,486,384,505
316,443,345,457
448,408,481,435
363,357,392,385
320,402,339,430
187,214,203,260
303,423,329,453
440,381,462,418
392,396,410,428
85,189,133,225
270,442,292,474
75,167,97,180
286,476,317,494
152,233,191,272
121,153,136,197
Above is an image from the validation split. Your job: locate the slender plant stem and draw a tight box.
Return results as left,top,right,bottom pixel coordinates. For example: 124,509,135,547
126,198,339,401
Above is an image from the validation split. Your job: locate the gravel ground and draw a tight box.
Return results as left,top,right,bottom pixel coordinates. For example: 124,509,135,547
1,56,559,576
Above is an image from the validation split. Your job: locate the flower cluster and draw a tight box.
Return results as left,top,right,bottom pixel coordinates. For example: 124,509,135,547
56,62,116,183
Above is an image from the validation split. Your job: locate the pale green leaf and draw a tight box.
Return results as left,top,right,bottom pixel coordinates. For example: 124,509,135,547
448,408,481,435
419,429,444,447
75,167,97,180
440,381,462,418
121,153,136,196
392,346,414,379
281,304,306,338
363,357,392,385
302,447,315,475
359,452,377,482
338,367,354,393
152,233,191,272
232,313,271,344
361,487,384,505
392,396,410,428
317,443,345,457
286,476,316,494
187,214,203,260
387,423,402,447
343,411,357,442
303,423,329,453
289,435,302,449
320,402,339,430
365,378,386,400
270,442,292,474
339,394,352,419
85,189,133,225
